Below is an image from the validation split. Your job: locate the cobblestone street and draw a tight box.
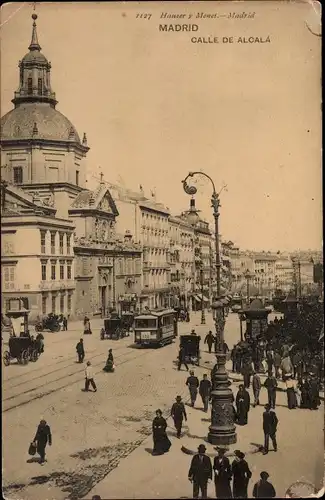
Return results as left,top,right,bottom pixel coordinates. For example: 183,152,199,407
2,313,324,499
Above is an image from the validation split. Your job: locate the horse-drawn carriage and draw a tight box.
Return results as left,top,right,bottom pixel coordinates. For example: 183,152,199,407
2,298,43,366
180,334,201,365
35,313,61,332
3,336,41,366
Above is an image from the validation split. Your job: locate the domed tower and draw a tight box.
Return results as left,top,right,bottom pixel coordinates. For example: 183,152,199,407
0,14,89,218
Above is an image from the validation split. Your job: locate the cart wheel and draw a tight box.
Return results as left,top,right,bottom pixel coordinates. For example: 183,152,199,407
30,349,38,362
53,323,60,332
3,351,10,366
21,350,29,365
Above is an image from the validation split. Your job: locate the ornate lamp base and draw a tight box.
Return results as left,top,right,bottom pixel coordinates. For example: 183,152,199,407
208,352,237,445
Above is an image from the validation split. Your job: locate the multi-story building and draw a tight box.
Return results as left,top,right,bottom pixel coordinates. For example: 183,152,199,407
1,182,75,320
251,252,278,298
168,215,195,308
109,185,170,310
274,254,294,292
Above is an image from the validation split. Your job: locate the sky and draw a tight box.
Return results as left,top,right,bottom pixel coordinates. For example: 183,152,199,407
0,1,322,252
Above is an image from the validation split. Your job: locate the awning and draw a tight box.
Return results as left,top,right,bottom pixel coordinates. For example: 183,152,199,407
195,293,209,303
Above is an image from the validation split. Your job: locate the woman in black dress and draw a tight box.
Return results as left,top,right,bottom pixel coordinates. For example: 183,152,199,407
231,450,252,499
214,446,232,498
152,409,171,455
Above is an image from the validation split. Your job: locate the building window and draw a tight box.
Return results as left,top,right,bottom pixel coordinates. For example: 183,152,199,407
50,232,56,254
42,295,47,315
60,293,65,313
59,233,64,255
76,170,79,186
40,230,46,254
67,262,72,280
66,234,71,255
41,261,47,281
51,295,56,314
67,293,72,313
13,166,23,184
51,261,56,280
60,262,64,280
2,266,15,290
27,77,33,94
38,78,43,95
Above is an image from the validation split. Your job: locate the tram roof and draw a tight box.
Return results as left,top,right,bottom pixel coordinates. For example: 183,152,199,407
134,309,175,319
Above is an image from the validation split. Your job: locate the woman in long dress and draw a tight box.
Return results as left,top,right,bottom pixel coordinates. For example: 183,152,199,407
103,349,114,372
83,316,92,335
232,450,252,499
235,385,250,426
285,377,297,409
152,409,171,455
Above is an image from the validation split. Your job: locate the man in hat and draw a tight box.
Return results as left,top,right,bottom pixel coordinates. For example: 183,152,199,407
191,329,197,336
199,374,212,413
204,331,215,354
85,361,97,392
76,338,85,363
33,419,52,465
171,395,187,438
186,370,200,407
263,373,278,409
252,370,261,407
178,345,189,371
188,444,212,499
231,450,252,498
213,445,232,498
252,471,276,498
262,404,278,455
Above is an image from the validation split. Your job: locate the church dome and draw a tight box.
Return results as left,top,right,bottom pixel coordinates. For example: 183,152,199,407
0,102,81,143
21,51,48,64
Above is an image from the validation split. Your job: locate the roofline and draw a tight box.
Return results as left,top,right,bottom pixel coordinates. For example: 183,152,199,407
0,138,89,153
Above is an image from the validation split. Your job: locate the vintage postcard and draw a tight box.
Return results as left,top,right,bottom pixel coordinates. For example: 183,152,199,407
1,1,323,499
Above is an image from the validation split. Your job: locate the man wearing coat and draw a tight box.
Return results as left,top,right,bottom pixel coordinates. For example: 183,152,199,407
188,444,212,499
33,419,52,465
213,445,232,498
262,404,278,455
264,374,278,409
231,450,252,498
178,345,189,371
235,384,250,425
204,331,215,354
171,395,187,438
76,339,85,363
186,371,200,407
252,371,261,407
199,374,212,412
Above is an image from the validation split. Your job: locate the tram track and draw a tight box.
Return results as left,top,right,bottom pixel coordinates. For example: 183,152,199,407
2,347,152,413
2,342,129,388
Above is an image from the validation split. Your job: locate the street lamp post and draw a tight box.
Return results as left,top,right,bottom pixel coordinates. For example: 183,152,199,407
182,172,236,445
244,269,254,305
200,267,206,325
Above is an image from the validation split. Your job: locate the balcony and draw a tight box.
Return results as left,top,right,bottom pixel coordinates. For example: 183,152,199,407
39,280,76,291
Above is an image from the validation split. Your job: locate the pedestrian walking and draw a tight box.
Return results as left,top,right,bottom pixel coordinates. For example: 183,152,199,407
204,331,215,354
266,349,274,377
178,345,189,371
273,351,281,379
32,419,52,465
262,404,278,455
231,450,252,499
83,316,92,335
280,354,293,381
85,361,97,392
241,361,252,389
186,371,199,407
252,371,261,407
252,471,276,498
171,395,187,438
213,445,232,499
188,444,212,499
152,409,171,455
264,374,277,409
308,373,321,410
103,348,114,372
292,351,302,380
76,338,85,363
285,377,297,409
199,374,212,412
235,384,250,426
63,315,68,331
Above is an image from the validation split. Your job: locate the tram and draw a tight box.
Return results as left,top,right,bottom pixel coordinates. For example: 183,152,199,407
134,308,177,347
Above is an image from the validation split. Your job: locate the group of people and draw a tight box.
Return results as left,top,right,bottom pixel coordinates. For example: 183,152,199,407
188,444,276,499
75,338,115,392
